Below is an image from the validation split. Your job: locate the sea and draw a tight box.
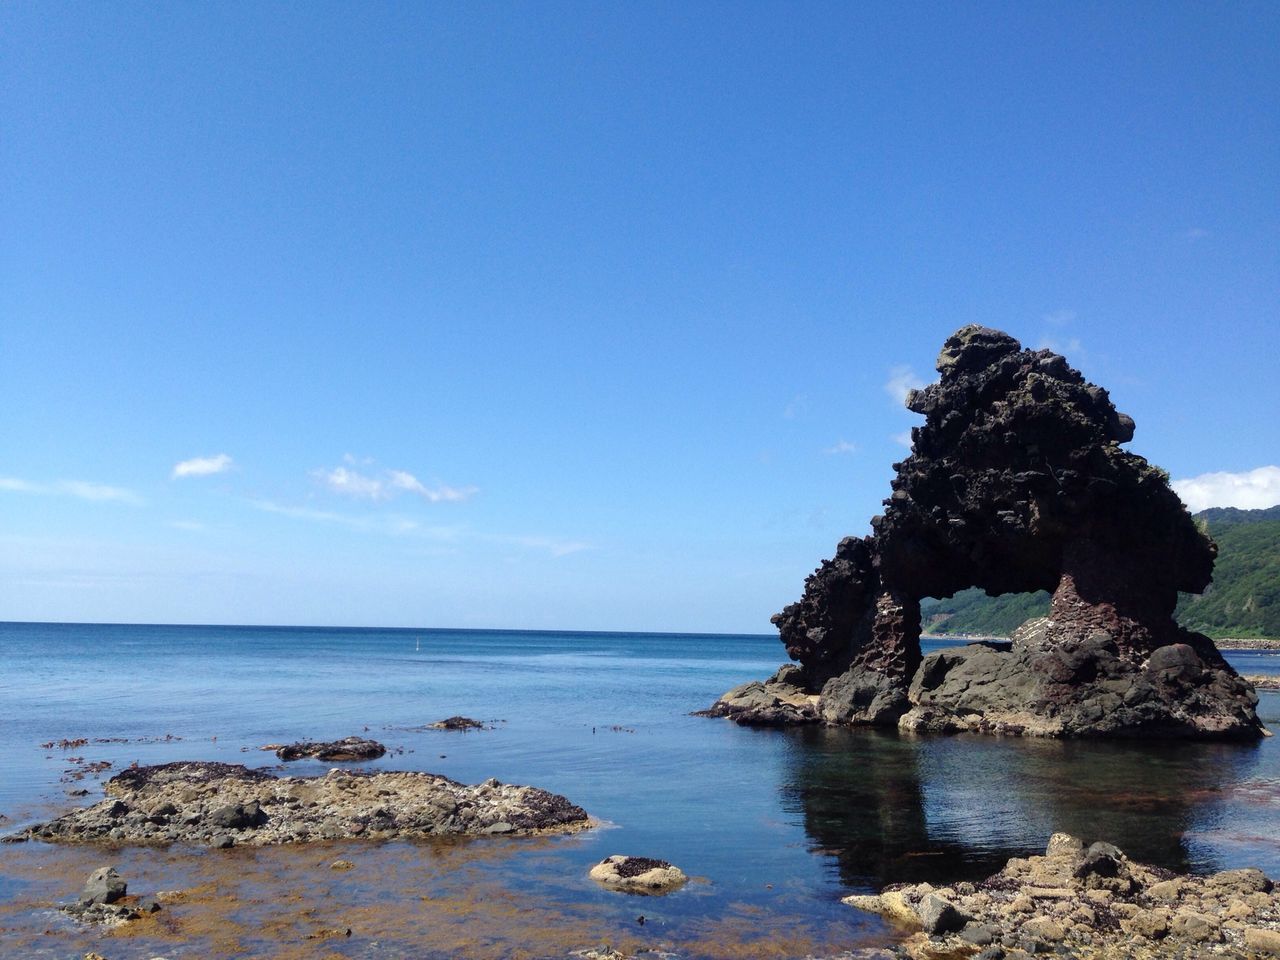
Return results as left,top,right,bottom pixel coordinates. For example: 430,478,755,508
1,622,1279,959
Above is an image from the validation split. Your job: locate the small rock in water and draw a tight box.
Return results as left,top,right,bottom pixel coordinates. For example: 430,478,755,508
428,716,489,731
589,855,687,894
82,866,126,905
330,859,355,871
276,736,386,762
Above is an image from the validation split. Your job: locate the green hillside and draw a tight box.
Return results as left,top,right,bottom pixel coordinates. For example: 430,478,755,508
922,505,1280,640
1175,505,1280,639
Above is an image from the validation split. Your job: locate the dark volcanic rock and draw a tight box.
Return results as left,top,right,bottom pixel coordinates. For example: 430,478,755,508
276,736,386,762
706,326,1263,740
428,716,489,731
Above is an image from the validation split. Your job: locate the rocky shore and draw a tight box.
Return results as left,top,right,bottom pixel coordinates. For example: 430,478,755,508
846,834,1280,959
13,761,591,847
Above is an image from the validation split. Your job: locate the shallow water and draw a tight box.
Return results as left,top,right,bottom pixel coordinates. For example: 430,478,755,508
1,622,1278,958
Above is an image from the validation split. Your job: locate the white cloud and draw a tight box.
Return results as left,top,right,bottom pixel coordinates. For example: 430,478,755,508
885,366,925,406
1173,466,1280,513
170,520,207,532
314,466,390,500
313,463,477,504
0,476,142,504
1180,227,1209,242
172,454,233,478
892,430,914,449
823,440,857,456
387,469,477,503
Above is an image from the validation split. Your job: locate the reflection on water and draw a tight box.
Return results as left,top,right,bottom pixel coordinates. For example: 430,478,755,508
784,725,1269,888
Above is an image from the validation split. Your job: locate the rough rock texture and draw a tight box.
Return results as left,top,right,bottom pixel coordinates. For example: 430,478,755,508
844,833,1280,959
692,664,820,725
588,855,688,894
708,326,1263,739
276,736,386,761
18,761,590,847
58,866,162,926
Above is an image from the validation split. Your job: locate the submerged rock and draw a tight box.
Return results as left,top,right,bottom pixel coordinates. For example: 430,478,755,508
428,716,490,731
844,834,1280,959
589,855,688,894
19,760,590,846
276,736,386,761
707,327,1264,740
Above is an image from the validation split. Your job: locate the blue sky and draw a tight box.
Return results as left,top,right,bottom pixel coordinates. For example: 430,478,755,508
2,2,1277,631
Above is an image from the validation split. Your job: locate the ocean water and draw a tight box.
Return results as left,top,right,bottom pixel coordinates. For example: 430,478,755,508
1,622,1279,959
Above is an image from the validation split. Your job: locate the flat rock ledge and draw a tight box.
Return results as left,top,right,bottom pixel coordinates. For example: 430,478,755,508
15,761,590,847
844,833,1280,959
588,855,688,894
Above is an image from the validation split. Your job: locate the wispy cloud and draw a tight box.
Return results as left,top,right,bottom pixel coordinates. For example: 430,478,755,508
1038,335,1084,357
491,535,591,558
884,366,924,406
1180,227,1209,242
251,498,582,556
823,440,857,456
313,463,477,504
170,520,208,532
0,476,142,504
1042,309,1076,327
172,454,233,478
1173,466,1280,513
314,466,389,500
783,393,808,420
387,470,477,503
892,430,914,449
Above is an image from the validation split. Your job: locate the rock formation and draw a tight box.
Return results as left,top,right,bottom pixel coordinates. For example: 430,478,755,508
705,326,1263,739
845,833,1280,959
16,761,590,846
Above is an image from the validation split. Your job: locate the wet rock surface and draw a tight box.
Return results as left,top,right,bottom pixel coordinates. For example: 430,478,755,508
18,760,590,847
58,865,162,926
429,716,491,731
845,834,1280,959
275,736,387,761
692,664,820,726
588,855,688,894
707,327,1263,739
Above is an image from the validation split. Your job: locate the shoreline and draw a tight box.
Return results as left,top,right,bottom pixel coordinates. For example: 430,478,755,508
847,833,1280,959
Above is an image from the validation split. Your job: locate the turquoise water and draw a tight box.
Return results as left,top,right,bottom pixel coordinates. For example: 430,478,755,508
1,622,1279,957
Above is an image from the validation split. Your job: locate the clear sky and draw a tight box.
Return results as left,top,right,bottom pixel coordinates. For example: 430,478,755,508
2,2,1277,632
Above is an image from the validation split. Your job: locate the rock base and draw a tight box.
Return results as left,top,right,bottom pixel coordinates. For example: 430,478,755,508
704,618,1264,740
899,621,1264,740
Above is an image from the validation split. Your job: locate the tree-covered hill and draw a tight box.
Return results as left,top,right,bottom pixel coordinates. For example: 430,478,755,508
922,504,1280,639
